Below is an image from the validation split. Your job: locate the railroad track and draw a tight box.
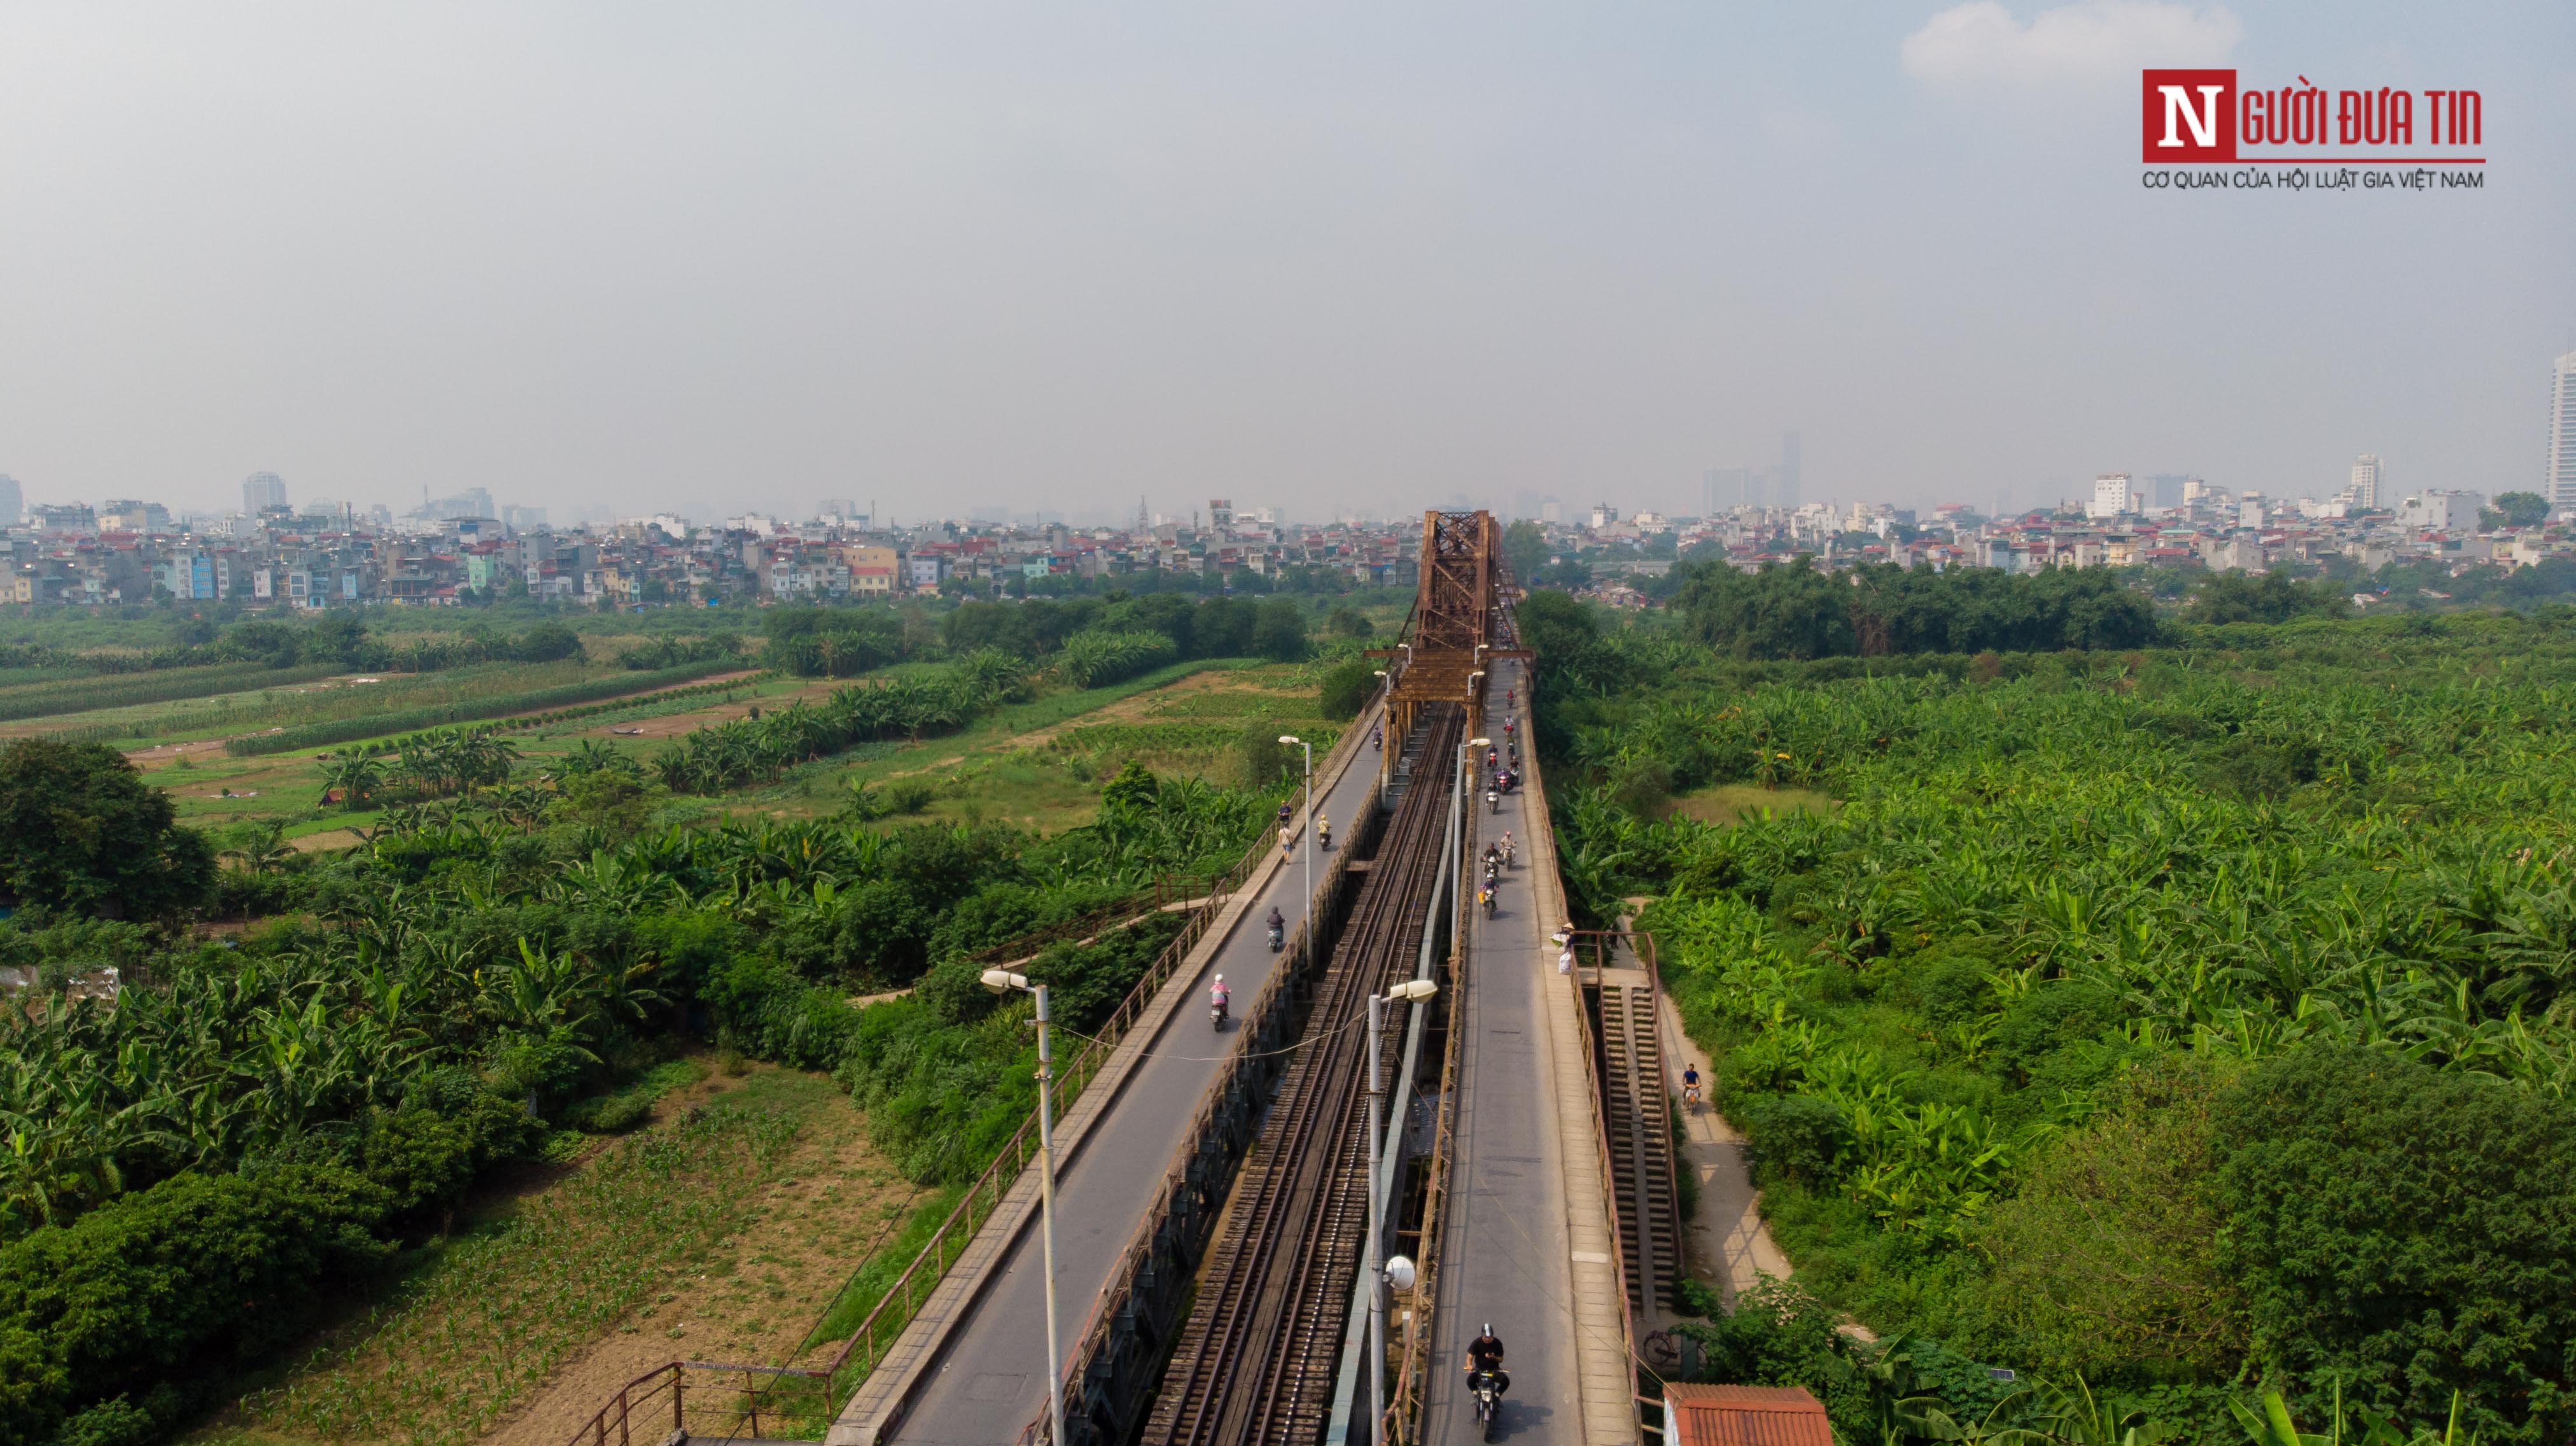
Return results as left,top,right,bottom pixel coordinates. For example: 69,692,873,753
1140,705,1464,1446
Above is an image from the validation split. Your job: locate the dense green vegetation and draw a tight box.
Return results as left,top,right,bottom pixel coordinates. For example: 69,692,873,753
0,693,1274,1446
0,740,216,918
1667,559,2162,659
0,614,585,678
1542,603,2576,1443
943,592,1313,663
652,652,1030,792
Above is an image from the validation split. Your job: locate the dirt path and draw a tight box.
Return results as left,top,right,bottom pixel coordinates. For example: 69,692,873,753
1655,988,1794,1310
480,1075,916,1446
125,736,236,769
997,667,1249,752
585,675,835,740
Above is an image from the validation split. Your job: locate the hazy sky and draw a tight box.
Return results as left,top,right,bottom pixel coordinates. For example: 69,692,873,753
3,1,2570,524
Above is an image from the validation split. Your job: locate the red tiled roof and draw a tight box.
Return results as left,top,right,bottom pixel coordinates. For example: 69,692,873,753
1665,1384,1834,1446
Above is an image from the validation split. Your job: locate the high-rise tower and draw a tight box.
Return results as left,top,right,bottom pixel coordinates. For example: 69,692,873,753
242,470,288,514
2550,351,2576,514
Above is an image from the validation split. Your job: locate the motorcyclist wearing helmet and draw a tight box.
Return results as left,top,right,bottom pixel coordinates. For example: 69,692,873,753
1210,974,1231,1010
1267,906,1285,933
1466,1323,1507,1386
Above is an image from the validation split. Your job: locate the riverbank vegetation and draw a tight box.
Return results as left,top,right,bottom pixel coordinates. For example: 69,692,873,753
0,647,1294,1446
1539,592,2576,1443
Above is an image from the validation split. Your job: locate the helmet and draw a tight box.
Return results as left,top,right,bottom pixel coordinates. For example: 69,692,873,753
1483,1323,1493,1336
1214,974,1224,983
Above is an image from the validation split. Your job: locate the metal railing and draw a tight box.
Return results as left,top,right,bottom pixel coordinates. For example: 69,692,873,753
825,680,1393,1438
961,873,1228,968
1566,943,1644,1407
1511,643,1656,1440
1380,931,1468,1442
1016,782,1382,1445
1380,743,1475,1443
566,1361,832,1446
818,848,1261,1398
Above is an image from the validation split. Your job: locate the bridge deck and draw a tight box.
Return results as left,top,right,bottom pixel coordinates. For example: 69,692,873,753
1424,654,1637,1445
832,719,1385,1446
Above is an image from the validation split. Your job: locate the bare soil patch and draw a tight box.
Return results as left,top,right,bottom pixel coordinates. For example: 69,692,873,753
999,667,1251,751
585,677,834,740
125,736,235,769
479,1081,916,1446
1663,784,1838,827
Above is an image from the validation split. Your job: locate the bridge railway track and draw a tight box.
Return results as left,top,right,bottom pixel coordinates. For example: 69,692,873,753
1140,705,1465,1446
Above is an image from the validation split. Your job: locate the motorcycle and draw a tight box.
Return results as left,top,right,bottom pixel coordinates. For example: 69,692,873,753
1268,923,1285,952
1317,820,1332,851
1470,1368,1508,1440
1211,997,1229,1030
1481,888,1497,920
1487,789,1500,815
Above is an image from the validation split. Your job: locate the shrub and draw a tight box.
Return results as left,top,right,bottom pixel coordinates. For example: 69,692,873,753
1743,1094,1851,1187
0,1166,392,1443
1055,629,1180,688
1974,1058,2248,1379
2213,1045,2576,1443
1317,658,1376,722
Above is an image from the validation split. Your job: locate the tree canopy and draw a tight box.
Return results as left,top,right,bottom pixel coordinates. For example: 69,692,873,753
1667,559,2162,660
0,740,213,919
2490,491,2551,530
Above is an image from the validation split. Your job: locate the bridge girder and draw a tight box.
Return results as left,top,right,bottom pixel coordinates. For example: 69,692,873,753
1375,511,1524,748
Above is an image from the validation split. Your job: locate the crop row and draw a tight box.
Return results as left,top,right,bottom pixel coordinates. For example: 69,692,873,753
0,661,342,722
224,660,745,756
340,672,769,756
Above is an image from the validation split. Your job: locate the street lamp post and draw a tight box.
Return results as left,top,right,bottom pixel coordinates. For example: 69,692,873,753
1371,671,1390,787
1278,734,1313,963
1367,978,1439,1436
981,969,1065,1446
1459,734,1492,802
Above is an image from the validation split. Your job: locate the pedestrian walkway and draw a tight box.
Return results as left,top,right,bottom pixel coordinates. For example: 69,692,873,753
834,717,1391,1446
1424,657,1635,1446
1655,989,1792,1313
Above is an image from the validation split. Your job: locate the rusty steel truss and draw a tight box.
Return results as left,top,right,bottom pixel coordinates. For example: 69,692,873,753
1373,511,1526,746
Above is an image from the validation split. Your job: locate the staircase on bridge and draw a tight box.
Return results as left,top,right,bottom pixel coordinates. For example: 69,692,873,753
1590,972,1683,1315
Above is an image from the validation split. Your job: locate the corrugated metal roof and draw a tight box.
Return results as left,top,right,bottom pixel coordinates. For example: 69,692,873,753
1664,1383,1834,1446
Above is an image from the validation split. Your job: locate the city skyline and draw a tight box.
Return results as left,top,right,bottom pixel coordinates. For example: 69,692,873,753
0,3,2570,524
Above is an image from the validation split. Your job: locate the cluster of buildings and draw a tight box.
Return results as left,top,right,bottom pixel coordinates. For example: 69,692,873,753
1542,456,2561,608
8,352,2568,610
0,478,1431,608
1544,351,2576,603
